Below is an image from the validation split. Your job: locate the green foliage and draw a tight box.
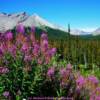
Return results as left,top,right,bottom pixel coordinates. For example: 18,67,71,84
1,26,99,100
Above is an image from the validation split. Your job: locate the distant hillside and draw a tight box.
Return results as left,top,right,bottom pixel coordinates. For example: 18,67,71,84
0,12,100,40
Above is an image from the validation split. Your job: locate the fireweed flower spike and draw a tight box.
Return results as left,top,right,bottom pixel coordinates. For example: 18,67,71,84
88,75,99,85
8,45,17,57
30,26,35,43
90,87,100,100
37,58,43,65
47,67,55,78
0,67,9,74
0,43,7,54
41,39,49,53
85,75,99,91
21,42,30,53
5,31,13,40
60,68,67,77
76,76,85,89
41,32,48,40
31,26,35,33
0,48,3,57
63,63,73,77
3,91,10,98
24,55,32,62
60,67,72,87
46,48,57,60
95,96,100,100
16,24,25,34
51,48,56,56
0,27,100,99
66,63,72,71
33,43,40,57
44,49,56,64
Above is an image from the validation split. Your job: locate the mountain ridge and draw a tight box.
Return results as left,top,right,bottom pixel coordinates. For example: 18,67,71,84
0,12,100,36
0,12,67,33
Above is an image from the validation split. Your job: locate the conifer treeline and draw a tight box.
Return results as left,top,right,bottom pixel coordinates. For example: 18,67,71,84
49,25,100,67
12,26,100,67
49,37,100,66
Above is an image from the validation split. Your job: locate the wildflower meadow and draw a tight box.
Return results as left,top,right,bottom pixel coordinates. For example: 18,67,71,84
0,24,100,100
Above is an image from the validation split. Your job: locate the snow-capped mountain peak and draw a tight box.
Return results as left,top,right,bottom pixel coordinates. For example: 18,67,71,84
0,12,67,33
92,28,100,36
70,29,92,35
0,12,100,36
23,13,56,29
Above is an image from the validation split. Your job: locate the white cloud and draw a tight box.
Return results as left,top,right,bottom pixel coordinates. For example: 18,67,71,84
79,27,96,32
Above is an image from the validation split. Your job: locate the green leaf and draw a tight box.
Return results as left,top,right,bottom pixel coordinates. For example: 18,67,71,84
0,86,4,93
16,95,20,100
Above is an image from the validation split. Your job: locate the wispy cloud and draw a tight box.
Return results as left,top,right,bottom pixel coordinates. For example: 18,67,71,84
78,27,97,32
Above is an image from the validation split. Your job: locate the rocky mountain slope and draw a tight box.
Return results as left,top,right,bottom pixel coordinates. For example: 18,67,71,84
0,12,66,33
0,12,100,36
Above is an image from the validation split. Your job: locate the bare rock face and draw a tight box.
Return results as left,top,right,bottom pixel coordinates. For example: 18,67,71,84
0,12,57,33
0,12,29,33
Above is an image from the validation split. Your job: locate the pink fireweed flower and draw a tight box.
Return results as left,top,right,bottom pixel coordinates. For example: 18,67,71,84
0,48,3,57
0,67,9,74
45,56,51,64
16,32,27,45
47,67,55,78
31,26,35,33
76,76,85,89
90,87,100,100
0,43,7,53
3,91,10,98
95,96,100,100
60,81,65,86
51,48,56,56
21,43,30,53
8,45,17,56
44,49,56,64
5,31,13,40
60,68,71,86
96,87,100,95
24,55,32,62
41,32,48,40
41,39,49,53
45,50,52,58
45,48,56,59
90,94,95,100
30,26,35,42
96,87,100,92
33,44,40,57
76,86,81,94
42,39,48,48
16,24,25,34
88,75,99,85
66,63,72,71
30,33,35,43
38,58,43,65
60,68,67,77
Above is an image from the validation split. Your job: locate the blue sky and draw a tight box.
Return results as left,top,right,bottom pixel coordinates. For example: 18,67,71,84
0,0,100,31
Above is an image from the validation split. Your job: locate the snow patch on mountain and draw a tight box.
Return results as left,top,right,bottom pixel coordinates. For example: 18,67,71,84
70,29,91,35
0,12,67,33
92,28,100,36
0,12,29,33
0,12,99,36
22,14,55,29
